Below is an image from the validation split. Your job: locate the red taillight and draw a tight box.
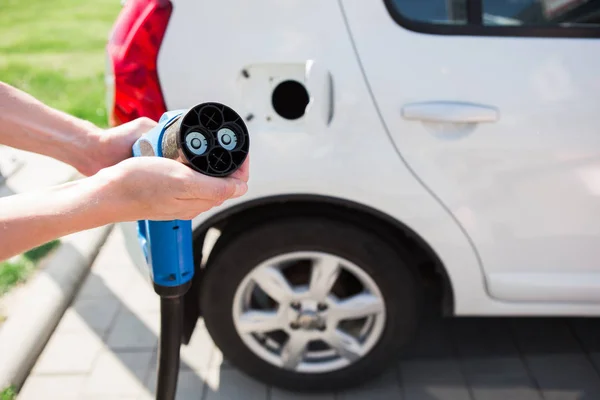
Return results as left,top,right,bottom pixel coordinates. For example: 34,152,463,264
106,0,172,126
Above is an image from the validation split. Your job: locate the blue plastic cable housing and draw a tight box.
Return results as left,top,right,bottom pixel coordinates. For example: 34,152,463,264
132,110,195,290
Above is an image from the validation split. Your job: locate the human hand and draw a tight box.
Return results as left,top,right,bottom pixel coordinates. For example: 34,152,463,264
94,155,250,222
83,117,157,176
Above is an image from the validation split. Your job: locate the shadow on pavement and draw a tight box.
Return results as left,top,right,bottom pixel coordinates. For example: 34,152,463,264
392,303,600,400
62,233,600,400
66,257,268,399
0,181,16,198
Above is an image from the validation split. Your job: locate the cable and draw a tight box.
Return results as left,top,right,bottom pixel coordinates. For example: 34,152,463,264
131,102,249,400
156,296,184,400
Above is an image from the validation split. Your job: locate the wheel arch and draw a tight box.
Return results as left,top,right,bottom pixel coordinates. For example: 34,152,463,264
181,194,455,343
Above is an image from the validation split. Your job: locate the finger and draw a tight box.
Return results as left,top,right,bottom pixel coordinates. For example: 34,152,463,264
181,200,217,219
186,174,246,201
230,154,250,182
230,179,248,198
135,116,158,131
175,198,231,220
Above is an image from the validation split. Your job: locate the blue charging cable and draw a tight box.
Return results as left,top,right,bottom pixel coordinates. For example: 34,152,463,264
131,103,249,400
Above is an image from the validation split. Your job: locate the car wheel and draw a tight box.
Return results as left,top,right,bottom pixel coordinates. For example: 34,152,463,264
199,217,421,392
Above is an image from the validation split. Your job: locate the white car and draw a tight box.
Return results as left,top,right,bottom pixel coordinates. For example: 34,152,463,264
105,0,600,392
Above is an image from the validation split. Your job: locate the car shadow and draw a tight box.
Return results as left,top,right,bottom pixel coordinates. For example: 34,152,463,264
371,303,600,400
55,232,600,400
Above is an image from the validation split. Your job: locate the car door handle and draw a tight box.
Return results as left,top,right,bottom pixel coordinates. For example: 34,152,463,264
401,101,499,123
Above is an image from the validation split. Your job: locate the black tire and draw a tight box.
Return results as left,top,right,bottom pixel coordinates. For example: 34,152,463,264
199,217,421,392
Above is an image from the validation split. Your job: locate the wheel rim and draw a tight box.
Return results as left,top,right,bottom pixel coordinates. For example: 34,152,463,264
232,251,386,374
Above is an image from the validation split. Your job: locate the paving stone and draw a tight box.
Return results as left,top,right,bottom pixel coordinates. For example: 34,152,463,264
337,369,402,399
207,346,231,371
120,277,160,313
568,319,600,353
451,318,518,358
92,228,135,270
402,314,455,360
77,267,140,303
32,331,103,374
78,231,141,300
0,148,75,193
400,359,471,400
0,145,25,185
181,320,217,373
54,296,121,338
524,354,600,400
142,369,205,400
81,349,153,397
77,273,124,299
96,272,142,296
105,309,159,350
203,369,268,400
18,374,87,400
272,388,335,400
461,357,542,400
510,318,581,354
588,353,600,377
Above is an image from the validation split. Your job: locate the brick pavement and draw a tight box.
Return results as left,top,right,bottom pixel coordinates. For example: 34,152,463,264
18,227,600,399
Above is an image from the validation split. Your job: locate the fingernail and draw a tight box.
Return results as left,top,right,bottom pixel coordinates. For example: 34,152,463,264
234,181,247,197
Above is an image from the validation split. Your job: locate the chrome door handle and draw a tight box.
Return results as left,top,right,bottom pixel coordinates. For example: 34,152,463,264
401,101,499,123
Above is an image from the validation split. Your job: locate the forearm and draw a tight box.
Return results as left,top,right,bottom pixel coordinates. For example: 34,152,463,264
0,175,120,261
0,81,103,174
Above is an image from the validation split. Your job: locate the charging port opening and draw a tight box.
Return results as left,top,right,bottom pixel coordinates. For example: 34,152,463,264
271,80,309,120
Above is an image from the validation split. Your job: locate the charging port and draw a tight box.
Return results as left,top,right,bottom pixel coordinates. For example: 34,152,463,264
271,79,309,120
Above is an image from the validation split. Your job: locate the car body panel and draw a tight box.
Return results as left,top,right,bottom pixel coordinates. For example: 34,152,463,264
342,0,600,304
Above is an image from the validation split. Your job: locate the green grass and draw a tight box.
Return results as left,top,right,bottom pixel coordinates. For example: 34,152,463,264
0,386,16,400
0,0,122,127
0,0,121,297
0,240,61,296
